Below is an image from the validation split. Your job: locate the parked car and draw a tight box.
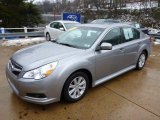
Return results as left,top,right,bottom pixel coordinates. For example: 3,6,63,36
44,20,80,41
91,19,121,24
148,28,160,39
91,20,149,35
6,24,151,105
123,22,149,35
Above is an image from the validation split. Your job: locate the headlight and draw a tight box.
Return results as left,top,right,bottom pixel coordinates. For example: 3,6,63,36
23,62,58,80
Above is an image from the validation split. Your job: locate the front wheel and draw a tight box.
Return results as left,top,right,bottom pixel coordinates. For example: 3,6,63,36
46,33,51,41
136,51,147,70
62,72,89,102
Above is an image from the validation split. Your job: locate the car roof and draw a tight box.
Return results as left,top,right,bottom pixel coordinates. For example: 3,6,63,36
92,19,119,21
79,23,131,29
122,22,138,25
52,20,80,24
91,19,121,23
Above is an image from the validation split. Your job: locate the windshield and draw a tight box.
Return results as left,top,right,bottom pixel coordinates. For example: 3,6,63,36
55,26,104,49
64,23,80,30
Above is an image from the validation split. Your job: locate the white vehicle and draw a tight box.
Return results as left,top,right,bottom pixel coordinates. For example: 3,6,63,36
148,28,160,40
44,20,80,41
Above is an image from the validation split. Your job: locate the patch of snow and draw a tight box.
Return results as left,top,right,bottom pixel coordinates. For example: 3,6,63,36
1,37,46,46
154,41,160,45
124,1,158,10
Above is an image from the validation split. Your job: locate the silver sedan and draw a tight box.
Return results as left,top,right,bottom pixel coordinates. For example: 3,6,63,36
6,24,152,104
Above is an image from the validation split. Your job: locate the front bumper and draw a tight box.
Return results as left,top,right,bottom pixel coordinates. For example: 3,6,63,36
6,64,61,105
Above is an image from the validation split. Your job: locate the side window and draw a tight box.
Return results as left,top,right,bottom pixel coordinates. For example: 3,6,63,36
50,22,65,30
132,28,140,39
50,22,54,28
102,28,121,46
122,27,140,42
50,22,59,29
59,23,64,29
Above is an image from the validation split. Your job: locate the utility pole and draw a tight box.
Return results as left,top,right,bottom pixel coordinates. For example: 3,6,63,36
53,6,56,21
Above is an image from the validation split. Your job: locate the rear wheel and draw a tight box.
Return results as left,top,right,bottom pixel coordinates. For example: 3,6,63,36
46,33,51,41
62,72,89,102
136,51,147,70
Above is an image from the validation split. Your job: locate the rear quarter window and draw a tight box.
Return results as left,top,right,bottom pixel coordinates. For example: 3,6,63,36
122,27,140,42
132,28,140,39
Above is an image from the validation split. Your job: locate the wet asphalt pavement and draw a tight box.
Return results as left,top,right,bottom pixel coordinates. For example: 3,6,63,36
0,44,160,120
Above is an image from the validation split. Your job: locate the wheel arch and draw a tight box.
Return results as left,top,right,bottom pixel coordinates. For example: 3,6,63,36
137,44,150,62
69,69,93,87
46,32,50,36
142,49,148,59
60,68,93,100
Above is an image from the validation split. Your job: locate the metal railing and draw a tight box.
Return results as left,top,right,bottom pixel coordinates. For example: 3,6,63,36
0,27,45,40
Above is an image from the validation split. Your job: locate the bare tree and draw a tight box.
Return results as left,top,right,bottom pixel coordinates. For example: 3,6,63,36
37,0,53,14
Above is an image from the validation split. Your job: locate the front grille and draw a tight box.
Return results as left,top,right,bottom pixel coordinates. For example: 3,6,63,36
9,59,22,76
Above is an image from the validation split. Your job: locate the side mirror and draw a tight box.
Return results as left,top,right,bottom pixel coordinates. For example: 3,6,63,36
96,42,112,51
59,27,65,31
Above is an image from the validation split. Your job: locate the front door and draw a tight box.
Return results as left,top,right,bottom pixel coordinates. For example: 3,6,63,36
95,27,126,80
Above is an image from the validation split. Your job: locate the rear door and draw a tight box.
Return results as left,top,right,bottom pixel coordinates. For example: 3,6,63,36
121,27,141,67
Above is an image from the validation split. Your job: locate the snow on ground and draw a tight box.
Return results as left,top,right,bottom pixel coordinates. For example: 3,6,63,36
0,37,46,46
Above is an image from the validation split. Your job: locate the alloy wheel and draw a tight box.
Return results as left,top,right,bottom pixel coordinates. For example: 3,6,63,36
139,54,146,68
68,76,86,99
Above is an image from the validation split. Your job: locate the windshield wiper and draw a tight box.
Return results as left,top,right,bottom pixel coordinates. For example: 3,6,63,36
52,41,82,49
57,42,77,48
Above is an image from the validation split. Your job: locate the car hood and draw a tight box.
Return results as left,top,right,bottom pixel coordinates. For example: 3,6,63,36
11,42,84,70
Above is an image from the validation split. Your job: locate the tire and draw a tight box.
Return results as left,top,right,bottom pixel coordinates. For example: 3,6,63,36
62,72,89,103
136,51,147,70
46,33,51,41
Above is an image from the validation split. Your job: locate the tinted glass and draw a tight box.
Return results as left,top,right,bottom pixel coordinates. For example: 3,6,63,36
50,22,59,29
59,23,64,29
102,28,121,46
132,28,140,39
